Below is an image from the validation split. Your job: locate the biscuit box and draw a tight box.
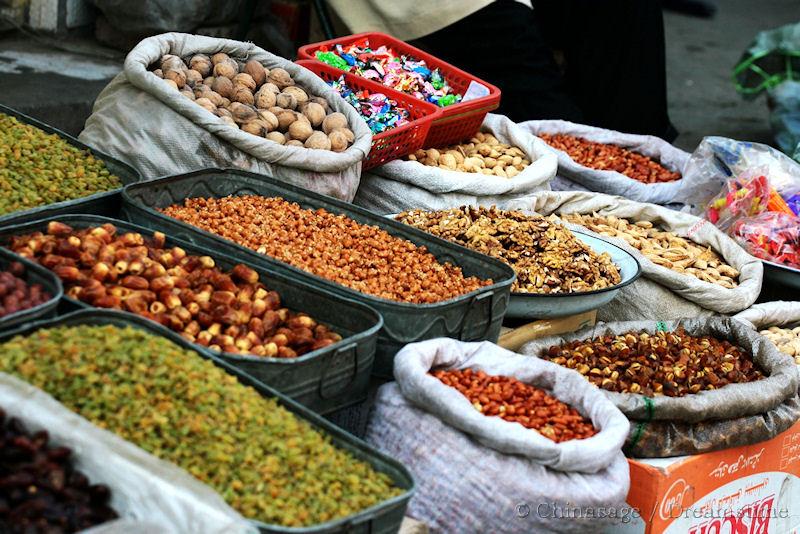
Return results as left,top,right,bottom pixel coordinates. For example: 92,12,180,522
607,419,800,533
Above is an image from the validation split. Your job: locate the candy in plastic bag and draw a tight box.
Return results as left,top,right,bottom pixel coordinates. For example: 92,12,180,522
732,212,800,269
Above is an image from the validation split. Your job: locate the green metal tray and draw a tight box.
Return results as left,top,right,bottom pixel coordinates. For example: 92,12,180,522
120,168,516,378
0,214,382,415
0,246,63,331
0,104,141,227
0,309,414,534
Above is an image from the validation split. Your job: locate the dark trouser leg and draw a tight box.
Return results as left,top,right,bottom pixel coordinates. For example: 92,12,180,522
535,0,678,140
410,0,584,123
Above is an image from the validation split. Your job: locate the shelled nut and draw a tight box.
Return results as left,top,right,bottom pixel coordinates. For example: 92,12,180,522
433,368,598,442
543,328,764,397
560,213,739,288
760,325,800,364
407,132,531,177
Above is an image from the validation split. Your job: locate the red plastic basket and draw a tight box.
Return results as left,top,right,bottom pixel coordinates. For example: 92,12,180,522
297,32,502,148
296,59,440,170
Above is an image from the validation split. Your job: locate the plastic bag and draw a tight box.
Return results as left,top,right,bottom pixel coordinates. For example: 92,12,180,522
769,80,800,157
678,136,800,212
732,212,800,269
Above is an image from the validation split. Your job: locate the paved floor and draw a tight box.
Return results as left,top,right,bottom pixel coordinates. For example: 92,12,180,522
664,0,799,151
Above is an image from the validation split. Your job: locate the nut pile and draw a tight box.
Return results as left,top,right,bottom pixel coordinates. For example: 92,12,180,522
538,133,681,184
8,221,341,358
153,53,355,151
543,328,764,397
0,324,401,526
561,213,740,288
0,113,122,217
760,326,800,364
407,132,531,178
432,368,598,442
0,262,52,318
396,206,621,294
0,408,117,533
161,196,492,303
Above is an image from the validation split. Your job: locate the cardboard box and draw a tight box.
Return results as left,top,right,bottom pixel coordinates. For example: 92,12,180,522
608,419,800,533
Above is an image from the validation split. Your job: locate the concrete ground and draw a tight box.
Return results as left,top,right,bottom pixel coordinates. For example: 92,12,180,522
664,0,799,151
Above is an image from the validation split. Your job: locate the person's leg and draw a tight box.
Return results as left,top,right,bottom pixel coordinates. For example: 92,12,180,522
410,0,583,123
538,0,678,140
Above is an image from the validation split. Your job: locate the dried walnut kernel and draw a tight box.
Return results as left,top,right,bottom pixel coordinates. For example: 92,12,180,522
432,368,598,442
543,328,764,397
160,195,492,304
396,206,620,294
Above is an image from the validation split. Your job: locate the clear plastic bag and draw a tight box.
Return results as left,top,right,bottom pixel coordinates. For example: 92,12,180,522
732,211,800,269
705,169,771,232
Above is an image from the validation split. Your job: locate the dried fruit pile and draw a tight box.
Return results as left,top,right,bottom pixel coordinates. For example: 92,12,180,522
561,213,740,288
0,324,400,526
8,221,341,358
0,408,117,533
396,206,620,294
760,326,800,364
0,112,122,216
406,132,531,178
432,368,598,442
0,261,52,318
161,196,492,303
538,133,680,184
543,329,764,397
153,53,355,151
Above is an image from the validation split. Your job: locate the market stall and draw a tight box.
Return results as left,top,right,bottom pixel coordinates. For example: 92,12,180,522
1,29,800,534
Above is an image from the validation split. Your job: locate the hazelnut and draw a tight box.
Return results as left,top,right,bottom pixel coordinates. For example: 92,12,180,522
268,67,294,89
309,96,330,112
203,76,215,87
211,52,231,65
254,88,276,109
244,60,267,86
232,86,255,106
261,82,280,95
304,131,331,150
276,92,297,110
189,54,212,77
322,112,348,134
213,58,238,80
265,131,286,145
288,120,313,142
302,102,326,127
256,110,279,131
331,127,355,144
233,73,256,92
211,76,234,99
195,97,216,113
163,69,187,88
180,88,195,100
185,69,203,87
328,130,349,152
283,86,309,105
241,120,269,137
160,54,185,72
286,139,304,147
275,110,297,131
228,102,257,123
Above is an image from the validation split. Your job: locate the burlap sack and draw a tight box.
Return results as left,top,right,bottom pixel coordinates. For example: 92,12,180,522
520,119,690,205
353,114,556,215
80,32,372,201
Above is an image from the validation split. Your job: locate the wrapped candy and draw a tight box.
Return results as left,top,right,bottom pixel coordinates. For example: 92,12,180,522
732,212,800,269
327,75,410,134
315,39,462,107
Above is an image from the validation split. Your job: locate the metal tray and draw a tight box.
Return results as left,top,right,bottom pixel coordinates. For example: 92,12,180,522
120,168,516,378
0,246,63,331
506,230,642,319
0,309,414,534
763,260,800,292
0,214,383,415
0,104,141,227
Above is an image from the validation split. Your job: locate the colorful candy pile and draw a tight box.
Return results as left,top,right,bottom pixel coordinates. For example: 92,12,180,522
315,39,462,107
732,212,800,269
327,75,411,134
